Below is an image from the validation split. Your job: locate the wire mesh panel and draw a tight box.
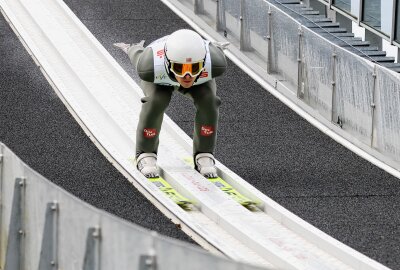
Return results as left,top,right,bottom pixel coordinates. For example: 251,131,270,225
244,0,269,57
224,0,241,40
374,66,400,162
334,48,375,145
301,28,334,121
245,0,268,39
269,5,300,91
200,0,217,24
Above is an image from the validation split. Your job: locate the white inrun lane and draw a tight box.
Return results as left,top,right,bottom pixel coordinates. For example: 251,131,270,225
0,0,390,269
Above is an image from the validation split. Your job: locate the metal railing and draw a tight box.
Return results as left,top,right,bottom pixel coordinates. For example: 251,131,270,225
307,0,397,45
0,143,266,270
188,0,400,168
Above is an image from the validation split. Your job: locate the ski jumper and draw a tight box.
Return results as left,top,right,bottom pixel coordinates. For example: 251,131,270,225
128,36,227,158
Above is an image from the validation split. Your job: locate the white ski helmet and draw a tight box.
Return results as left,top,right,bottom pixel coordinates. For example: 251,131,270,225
164,29,206,64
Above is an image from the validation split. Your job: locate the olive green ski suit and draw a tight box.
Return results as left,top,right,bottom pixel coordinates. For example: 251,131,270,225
128,38,227,158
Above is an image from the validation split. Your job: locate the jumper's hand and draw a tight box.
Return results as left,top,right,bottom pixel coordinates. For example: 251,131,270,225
114,40,146,54
113,42,132,54
212,41,230,50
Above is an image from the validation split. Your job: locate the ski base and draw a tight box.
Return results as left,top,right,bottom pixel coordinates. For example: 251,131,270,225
148,177,193,210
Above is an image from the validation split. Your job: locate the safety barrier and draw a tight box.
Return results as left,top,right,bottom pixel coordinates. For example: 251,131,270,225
0,143,266,270
180,0,400,174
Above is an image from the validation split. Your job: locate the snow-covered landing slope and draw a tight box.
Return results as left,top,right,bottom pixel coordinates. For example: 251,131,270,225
0,0,389,269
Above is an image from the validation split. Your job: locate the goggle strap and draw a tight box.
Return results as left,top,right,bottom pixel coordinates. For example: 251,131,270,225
170,61,204,77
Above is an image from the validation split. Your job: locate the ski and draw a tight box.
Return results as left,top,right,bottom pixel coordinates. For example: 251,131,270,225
183,157,258,209
148,177,193,210
207,177,257,209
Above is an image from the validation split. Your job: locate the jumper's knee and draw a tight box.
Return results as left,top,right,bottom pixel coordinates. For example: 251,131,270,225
141,92,172,114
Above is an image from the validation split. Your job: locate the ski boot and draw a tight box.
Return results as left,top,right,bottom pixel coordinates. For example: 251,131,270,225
195,153,218,178
136,153,159,178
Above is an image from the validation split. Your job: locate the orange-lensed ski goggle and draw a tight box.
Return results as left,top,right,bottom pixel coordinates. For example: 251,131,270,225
170,61,204,77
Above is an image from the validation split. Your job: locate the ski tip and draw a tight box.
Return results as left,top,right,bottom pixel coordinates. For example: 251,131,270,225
243,202,259,211
178,202,194,211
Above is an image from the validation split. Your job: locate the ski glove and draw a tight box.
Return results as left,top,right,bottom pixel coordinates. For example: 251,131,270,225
113,40,146,54
211,41,230,50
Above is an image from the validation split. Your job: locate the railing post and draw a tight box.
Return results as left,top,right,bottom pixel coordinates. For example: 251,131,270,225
5,177,26,270
83,226,102,270
267,5,272,74
370,65,377,147
139,231,157,270
239,0,251,51
194,0,204,15
358,0,363,26
216,0,226,32
297,25,304,98
38,201,59,270
331,47,339,125
390,0,396,44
